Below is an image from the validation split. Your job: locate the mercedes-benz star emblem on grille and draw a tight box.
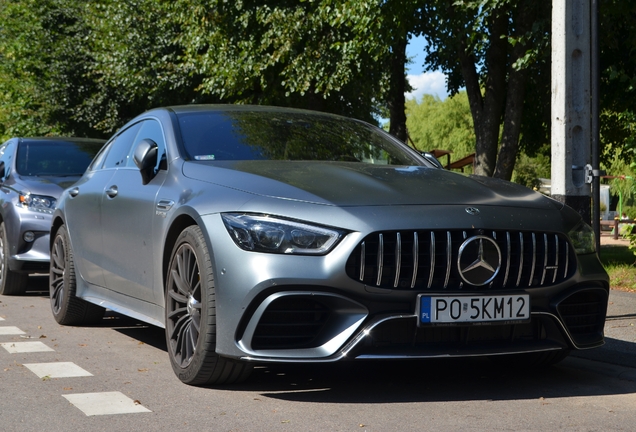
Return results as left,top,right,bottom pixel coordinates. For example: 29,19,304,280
457,236,502,286
465,207,480,215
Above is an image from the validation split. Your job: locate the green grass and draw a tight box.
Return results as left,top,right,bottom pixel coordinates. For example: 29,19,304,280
600,245,636,292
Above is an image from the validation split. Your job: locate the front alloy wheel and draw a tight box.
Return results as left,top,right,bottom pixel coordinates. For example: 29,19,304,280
0,222,28,295
165,225,251,385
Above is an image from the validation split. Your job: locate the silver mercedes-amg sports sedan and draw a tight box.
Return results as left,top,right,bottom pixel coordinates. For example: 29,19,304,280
49,105,609,386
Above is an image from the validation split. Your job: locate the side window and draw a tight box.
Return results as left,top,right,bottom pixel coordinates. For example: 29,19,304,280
102,122,143,169
0,140,15,177
127,119,167,172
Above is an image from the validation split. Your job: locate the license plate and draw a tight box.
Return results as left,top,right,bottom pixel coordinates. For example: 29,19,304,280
418,294,530,325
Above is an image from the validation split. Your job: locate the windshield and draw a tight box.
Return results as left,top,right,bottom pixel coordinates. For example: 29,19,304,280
16,140,104,176
176,110,423,166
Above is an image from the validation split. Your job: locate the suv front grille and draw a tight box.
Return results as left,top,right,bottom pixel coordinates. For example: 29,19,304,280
345,230,576,291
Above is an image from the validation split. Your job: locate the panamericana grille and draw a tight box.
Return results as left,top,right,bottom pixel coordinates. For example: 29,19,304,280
345,230,576,291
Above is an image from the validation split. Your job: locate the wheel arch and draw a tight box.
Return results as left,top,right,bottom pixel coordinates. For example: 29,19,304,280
162,213,199,288
50,215,66,252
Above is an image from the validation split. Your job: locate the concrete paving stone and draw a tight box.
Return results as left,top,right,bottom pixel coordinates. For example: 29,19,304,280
62,391,152,416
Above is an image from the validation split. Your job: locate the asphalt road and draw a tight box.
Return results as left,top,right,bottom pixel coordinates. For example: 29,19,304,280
1,276,635,431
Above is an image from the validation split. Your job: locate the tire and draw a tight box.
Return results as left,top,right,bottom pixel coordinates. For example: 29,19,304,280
165,225,252,386
0,222,28,295
49,225,105,325
489,349,571,368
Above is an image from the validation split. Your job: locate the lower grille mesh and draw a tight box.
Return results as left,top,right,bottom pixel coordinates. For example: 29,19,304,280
558,289,607,345
252,297,330,350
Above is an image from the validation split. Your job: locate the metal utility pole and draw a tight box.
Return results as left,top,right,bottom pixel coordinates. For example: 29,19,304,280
591,0,601,252
551,0,592,223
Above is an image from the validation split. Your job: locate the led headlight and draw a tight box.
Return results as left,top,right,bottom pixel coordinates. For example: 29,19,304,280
19,193,57,214
222,213,344,255
567,221,596,254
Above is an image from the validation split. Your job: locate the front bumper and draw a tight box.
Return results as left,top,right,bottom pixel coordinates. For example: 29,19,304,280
6,206,51,273
202,214,609,363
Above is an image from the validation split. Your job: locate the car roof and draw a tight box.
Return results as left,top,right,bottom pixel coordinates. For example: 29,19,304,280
162,104,349,120
15,137,105,145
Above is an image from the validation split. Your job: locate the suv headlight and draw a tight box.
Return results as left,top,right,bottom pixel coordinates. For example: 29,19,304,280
222,213,344,255
19,193,57,214
567,221,596,254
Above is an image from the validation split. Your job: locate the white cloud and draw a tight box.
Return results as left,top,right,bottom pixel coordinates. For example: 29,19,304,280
406,71,448,102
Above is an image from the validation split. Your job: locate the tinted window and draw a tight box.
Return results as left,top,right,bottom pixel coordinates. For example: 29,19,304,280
176,111,422,166
102,123,142,169
15,140,103,176
127,119,167,171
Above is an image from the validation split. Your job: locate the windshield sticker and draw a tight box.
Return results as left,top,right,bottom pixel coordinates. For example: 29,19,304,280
194,155,215,161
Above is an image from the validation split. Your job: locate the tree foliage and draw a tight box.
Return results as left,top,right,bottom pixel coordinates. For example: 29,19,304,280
418,0,551,179
0,0,634,188
405,92,474,164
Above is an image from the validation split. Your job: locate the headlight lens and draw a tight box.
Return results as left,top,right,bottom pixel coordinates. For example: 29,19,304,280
567,221,596,254
221,213,344,255
19,194,56,214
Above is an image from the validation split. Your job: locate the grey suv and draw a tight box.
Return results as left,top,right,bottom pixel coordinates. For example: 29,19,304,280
0,137,104,295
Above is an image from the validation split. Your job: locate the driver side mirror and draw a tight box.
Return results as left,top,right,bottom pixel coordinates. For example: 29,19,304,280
133,139,158,185
422,152,444,169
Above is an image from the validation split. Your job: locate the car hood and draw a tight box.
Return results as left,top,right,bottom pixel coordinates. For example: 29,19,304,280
15,174,81,197
183,161,562,210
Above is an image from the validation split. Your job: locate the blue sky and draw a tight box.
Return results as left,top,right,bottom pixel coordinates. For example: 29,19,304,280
405,35,448,101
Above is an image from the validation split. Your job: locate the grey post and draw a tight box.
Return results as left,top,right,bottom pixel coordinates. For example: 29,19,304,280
551,0,591,223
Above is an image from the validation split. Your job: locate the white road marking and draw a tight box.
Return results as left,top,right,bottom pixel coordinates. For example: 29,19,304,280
0,326,25,335
63,392,152,416
0,317,4,321
0,341,55,353
24,362,93,378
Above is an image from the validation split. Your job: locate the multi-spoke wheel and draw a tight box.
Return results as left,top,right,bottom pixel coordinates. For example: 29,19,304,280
166,225,251,385
0,222,28,295
49,224,104,325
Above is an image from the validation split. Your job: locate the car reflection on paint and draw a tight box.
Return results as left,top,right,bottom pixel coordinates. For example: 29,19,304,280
49,105,609,386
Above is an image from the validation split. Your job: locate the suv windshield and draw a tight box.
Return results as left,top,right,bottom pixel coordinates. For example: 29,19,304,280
176,110,423,166
16,140,103,176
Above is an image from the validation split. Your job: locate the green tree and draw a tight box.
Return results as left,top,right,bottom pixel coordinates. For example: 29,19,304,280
405,92,475,167
418,0,551,179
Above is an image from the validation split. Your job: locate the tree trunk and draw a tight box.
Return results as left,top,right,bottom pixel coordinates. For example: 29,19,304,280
388,37,408,142
493,1,535,181
460,10,508,177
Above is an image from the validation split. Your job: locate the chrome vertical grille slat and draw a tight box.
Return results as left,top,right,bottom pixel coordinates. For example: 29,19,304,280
552,235,560,283
376,233,384,286
359,241,365,282
540,233,548,285
393,233,402,288
410,232,419,289
444,231,452,288
528,233,537,287
516,233,524,287
427,232,435,288
346,229,575,291
502,232,511,287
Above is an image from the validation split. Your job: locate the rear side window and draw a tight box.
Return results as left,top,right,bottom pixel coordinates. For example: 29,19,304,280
16,140,103,176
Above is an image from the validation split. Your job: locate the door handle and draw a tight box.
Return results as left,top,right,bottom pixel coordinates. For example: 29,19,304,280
105,185,118,198
69,187,79,198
